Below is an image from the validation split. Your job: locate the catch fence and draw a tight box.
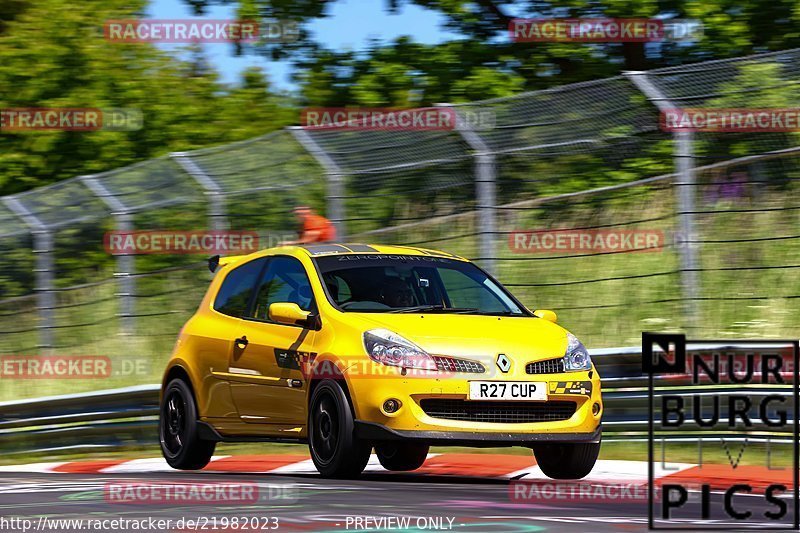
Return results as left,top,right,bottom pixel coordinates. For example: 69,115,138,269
2,48,800,398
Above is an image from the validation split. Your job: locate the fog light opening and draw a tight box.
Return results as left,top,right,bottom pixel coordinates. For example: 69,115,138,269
592,402,601,416
383,399,402,414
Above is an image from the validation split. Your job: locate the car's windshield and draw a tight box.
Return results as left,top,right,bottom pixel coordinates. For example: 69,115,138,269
314,254,528,315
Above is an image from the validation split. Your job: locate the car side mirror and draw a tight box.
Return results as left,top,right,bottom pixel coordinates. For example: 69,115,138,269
269,302,312,326
533,309,557,323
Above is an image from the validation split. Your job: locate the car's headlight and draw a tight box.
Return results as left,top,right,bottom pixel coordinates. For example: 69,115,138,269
363,329,437,371
563,332,592,371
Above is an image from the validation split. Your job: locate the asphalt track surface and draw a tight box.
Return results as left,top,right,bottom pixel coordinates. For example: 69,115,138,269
0,466,793,532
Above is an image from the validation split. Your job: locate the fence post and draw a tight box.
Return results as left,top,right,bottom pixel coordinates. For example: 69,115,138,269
171,153,228,231
288,127,346,240
80,176,136,336
625,71,699,321
3,197,55,349
439,104,498,275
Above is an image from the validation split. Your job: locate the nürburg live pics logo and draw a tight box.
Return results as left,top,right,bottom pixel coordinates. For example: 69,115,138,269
643,332,799,530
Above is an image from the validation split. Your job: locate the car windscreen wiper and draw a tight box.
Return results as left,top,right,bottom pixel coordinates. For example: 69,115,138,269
388,305,480,314
388,305,444,313
474,310,524,316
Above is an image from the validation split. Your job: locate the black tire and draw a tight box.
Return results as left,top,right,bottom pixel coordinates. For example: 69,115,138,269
159,378,216,470
532,441,600,479
375,443,429,471
308,379,372,478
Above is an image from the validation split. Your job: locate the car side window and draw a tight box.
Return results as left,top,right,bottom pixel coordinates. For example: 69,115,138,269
213,258,267,317
250,256,314,320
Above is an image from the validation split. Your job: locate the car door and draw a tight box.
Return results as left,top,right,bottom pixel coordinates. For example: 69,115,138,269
228,255,316,426
204,256,269,418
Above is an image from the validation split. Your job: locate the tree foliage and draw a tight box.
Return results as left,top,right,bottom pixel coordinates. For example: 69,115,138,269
0,0,295,195
190,0,800,106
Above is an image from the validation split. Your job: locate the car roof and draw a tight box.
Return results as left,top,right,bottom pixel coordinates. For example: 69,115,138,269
295,243,468,260
213,244,469,272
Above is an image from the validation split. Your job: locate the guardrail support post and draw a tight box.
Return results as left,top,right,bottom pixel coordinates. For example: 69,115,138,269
475,152,498,276
675,130,699,305
288,127,347,241
171,153,228,231
80,176,136,336
625,71,699,323
439,104,498,275
3,197,55,349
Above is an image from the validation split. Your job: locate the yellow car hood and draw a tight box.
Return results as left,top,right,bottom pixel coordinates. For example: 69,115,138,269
350,313,569,361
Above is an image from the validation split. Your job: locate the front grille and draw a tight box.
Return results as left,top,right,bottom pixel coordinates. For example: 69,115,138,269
526,358,565,374
432,356,485,374
419,399,576,423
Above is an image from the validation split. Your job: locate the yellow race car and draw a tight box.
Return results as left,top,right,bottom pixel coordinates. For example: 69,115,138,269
159,244,602,478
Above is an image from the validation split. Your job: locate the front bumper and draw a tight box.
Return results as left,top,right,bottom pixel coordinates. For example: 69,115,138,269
355,421,602,446
344,364,603,441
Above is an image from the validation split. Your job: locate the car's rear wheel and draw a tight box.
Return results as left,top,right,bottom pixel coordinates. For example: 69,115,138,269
375,443,429,471
532,441,600,479
308,380,372,478
159,378,216,470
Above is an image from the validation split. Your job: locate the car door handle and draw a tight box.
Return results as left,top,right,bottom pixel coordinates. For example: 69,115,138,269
234,336,248,348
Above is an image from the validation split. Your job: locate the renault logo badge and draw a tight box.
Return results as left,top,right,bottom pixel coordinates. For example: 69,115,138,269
496,353,511,373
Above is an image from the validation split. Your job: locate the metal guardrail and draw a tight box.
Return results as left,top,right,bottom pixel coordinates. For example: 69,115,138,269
0,347,793,454
0,385,160,454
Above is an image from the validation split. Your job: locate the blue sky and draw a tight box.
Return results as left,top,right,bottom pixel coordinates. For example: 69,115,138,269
147,0,462,90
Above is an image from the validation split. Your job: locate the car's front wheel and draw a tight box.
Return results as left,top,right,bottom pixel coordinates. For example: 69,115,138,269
375,443,429,471
308,379,372,478
532,441,600,479
159,378,216,470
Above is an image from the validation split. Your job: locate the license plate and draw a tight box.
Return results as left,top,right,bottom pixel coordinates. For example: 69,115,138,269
468,381,547,401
